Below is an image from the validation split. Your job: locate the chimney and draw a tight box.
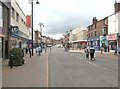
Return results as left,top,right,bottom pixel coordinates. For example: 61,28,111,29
92,17,97,24
114,2,120,13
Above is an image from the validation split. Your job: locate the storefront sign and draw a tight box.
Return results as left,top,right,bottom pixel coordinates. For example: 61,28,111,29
100,36,106,41
107,34,117,40
10,25,19,33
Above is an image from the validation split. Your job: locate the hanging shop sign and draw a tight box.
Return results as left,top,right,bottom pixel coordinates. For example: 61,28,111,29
10,25,19,33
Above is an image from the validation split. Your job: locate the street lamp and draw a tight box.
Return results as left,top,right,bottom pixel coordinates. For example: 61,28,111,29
39,22,44,36
39,22,44,44
31,0,40,56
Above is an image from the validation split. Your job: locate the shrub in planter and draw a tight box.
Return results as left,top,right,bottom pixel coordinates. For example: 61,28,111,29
9,48,25,66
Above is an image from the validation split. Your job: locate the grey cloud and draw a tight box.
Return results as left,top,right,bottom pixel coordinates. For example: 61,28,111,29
43,14,91,35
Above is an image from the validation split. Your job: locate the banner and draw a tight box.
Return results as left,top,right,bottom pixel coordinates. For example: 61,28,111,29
26,15,31,28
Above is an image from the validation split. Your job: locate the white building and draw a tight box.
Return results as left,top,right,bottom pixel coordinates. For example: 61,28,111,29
69,26,88,49
10,0,29,48
107,11,120,51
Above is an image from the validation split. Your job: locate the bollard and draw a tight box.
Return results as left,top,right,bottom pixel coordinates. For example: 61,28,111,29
9,55,13,69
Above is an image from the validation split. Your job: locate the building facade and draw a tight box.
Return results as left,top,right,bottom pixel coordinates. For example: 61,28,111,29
66,27,87,50
10,0,29,49
107,13,118,52
87,17,108,51
0,1,11,59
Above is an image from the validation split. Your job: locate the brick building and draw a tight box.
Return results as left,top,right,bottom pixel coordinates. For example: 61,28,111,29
87,17,108,51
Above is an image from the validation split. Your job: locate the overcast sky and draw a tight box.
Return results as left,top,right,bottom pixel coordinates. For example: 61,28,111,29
16,0,118,39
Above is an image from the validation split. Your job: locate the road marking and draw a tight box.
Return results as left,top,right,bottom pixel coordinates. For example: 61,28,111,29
45,53,48,88
86,61,99,67
69,53,118,73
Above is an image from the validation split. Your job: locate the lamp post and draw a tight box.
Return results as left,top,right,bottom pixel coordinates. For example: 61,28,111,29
39,22,44,43
39,22,44,35
31,0,40,56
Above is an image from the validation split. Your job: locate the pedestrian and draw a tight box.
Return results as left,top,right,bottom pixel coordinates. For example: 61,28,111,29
38,46,41,56
100,47,104,54
85,47,89,60
44,44,47,53
35,46,38,55
114,46,117,55
25,47,28,54
118,47,120,55
89,45,95,61
29,48,31,58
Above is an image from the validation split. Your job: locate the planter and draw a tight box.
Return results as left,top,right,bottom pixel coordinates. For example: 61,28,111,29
9,48,25,67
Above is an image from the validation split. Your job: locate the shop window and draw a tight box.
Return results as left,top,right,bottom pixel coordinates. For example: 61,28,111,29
102,27,107,35
11,7,15,19
94,31,97,36
91,32,93,37
21,18,24,23
16,12,19,22
95,23,97,28
24,21,26,25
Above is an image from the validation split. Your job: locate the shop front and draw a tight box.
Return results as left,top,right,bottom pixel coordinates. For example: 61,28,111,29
10,31,29,49
72,40,87,50
107,33,117,52
92,36,100,51
87,36,100,51
87,38,93,47
100,36,108,52
0,3,6,59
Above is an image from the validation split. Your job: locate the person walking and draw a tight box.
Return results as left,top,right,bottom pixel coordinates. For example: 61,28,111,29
44,44,47,53
118,47,120,55
29,48,31,58
38,46,41,56
114,46,117,55
89,45,95,61
85,47,89,60
35,46,38,55
25,47,28,54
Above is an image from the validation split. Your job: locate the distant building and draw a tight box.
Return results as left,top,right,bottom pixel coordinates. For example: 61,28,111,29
69,26,87,50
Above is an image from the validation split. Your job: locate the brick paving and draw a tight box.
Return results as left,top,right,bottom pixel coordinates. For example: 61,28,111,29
2,51,48,87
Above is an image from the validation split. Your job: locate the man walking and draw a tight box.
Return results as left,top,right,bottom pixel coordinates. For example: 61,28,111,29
28,44,32,58
29,48,31,58
38,46,41,56
89,45,95,61
85,47,89,60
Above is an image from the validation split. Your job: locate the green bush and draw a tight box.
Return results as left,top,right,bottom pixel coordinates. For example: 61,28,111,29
9,48,25,66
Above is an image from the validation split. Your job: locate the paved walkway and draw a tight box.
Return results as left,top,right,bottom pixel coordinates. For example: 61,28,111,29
2,51,48,87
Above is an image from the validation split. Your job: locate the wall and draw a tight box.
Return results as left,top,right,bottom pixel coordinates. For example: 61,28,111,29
118,11,120,33
11,0,29,36
108,13,119,34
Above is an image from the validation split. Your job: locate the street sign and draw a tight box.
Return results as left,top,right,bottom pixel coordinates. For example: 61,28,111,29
10,25,19,33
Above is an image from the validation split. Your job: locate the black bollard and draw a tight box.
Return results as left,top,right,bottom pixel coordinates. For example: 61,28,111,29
9,55,13,69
